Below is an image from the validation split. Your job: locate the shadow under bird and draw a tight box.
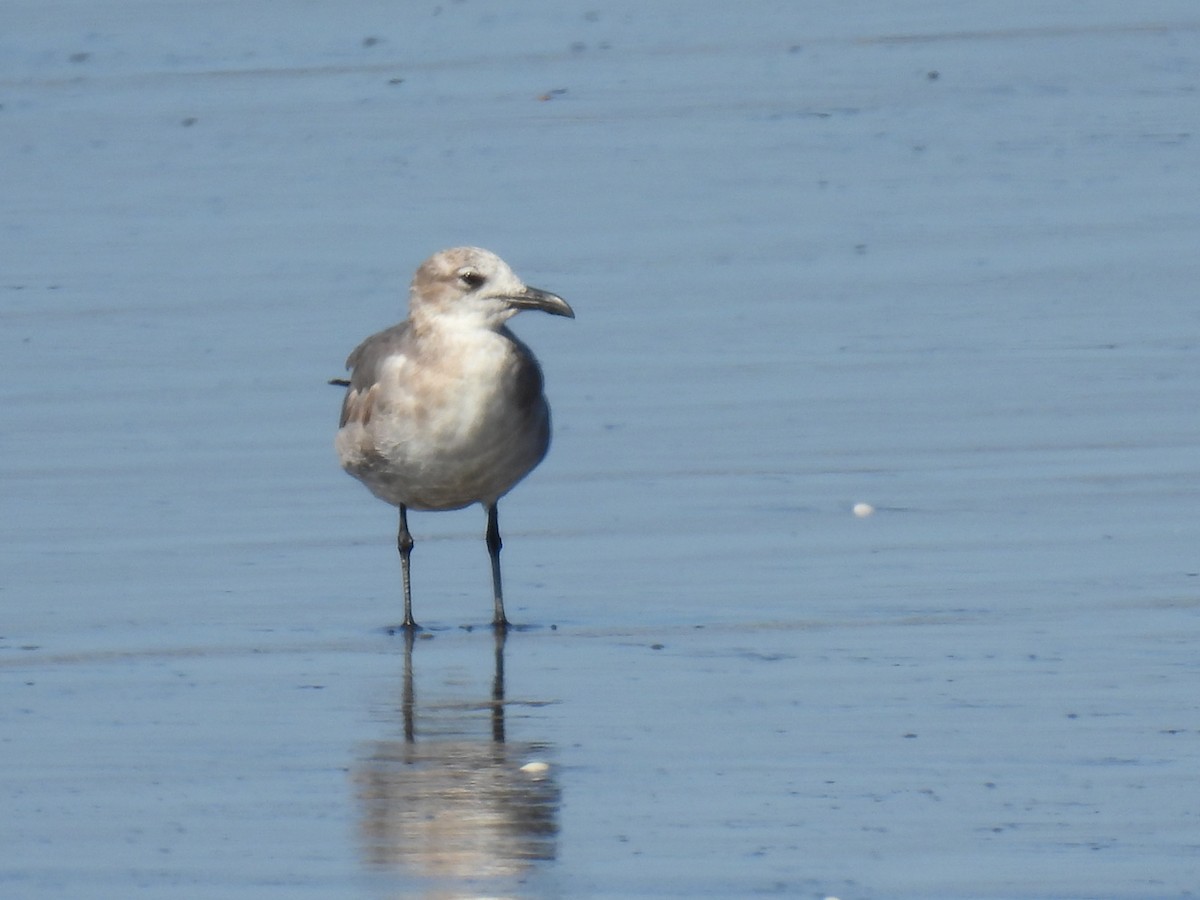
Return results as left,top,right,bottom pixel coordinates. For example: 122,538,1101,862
333,247,574,631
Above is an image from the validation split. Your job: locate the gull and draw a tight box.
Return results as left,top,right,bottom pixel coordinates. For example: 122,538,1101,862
334,247,574,631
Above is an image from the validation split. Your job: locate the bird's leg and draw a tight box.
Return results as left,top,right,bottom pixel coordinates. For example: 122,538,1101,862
486,503,510,630
397,505,418,630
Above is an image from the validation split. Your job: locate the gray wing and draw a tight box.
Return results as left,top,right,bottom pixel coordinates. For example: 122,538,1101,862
500,326,547,416
338,322,412,428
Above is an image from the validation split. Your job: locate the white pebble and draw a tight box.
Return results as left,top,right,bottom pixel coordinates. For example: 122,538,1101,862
852,502,875,518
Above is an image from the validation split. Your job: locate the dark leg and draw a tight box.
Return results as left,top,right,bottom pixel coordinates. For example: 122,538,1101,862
486,503,510,630
397,505,418,630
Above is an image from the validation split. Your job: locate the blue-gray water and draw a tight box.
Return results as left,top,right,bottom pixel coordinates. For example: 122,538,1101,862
3,2,1198,897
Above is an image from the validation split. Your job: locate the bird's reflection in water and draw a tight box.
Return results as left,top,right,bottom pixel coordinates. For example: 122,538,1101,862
355,629,559,884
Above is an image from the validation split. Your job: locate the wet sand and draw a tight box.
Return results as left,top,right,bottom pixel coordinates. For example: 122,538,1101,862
3,2,1199,897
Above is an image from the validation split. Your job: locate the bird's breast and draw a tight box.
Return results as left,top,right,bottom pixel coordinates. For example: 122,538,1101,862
337,330,551,509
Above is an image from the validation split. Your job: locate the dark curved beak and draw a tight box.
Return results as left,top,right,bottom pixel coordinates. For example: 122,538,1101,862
506,286,575,319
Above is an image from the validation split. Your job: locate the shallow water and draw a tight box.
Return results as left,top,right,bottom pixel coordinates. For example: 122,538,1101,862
3,2,1199,897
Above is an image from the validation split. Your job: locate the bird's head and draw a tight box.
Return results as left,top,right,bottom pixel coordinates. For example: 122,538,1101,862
408,247,574,331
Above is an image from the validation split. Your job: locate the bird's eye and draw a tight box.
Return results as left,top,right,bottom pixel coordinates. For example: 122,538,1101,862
458,268,485,289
